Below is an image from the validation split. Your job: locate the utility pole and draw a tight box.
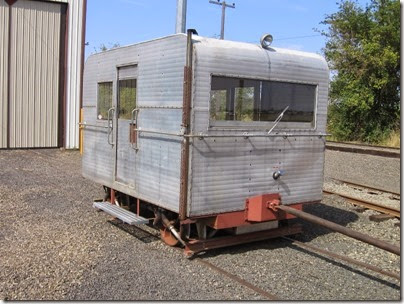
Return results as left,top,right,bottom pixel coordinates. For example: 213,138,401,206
175,0,187,34
209,0,235,39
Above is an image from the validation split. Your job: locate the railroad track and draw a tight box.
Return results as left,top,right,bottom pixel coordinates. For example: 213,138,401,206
282,237,400,281
323,189,400,218
332,179,400,197
108,217,399,301
327,140,400,150
325,141,400,158
108,219,280,300
195,257,279,300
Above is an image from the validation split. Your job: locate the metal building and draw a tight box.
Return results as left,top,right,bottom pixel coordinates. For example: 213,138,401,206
0,0,86,149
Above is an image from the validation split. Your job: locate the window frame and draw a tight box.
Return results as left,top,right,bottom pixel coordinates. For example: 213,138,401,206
208,74,319,131
96,81,114,121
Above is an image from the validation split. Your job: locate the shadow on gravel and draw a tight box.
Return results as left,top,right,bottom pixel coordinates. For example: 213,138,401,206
197,202,360,258
284,241,400,291
197,237,290,259
108,219,159,244
293,202,360,242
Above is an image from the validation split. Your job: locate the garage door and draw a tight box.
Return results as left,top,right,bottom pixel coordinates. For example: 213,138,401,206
0,0,65,148
0,0,8,148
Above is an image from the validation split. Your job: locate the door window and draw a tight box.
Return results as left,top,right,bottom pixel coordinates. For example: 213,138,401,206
118,79,137,120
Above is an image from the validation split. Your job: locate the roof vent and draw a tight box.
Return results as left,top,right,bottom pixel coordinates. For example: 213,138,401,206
260,34,273,49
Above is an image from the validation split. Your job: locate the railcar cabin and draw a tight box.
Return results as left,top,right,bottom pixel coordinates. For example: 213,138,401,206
82,30,329,256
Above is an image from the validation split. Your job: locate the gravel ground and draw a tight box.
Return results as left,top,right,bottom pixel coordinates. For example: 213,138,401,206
324,150,400,194
0,149,400,301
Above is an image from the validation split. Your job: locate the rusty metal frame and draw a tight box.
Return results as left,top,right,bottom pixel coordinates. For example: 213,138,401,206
110,188,116,205
185,224,302,254
179,29,197,222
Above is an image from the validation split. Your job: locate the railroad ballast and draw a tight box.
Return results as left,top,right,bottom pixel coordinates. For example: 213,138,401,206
82,30,330,255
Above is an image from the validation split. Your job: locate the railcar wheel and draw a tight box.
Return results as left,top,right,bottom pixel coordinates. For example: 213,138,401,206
160,227,180,247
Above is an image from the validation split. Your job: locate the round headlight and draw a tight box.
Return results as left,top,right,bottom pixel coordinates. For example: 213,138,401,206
260,34,273,49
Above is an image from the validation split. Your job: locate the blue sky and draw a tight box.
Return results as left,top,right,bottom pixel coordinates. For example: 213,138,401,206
85,0,370,58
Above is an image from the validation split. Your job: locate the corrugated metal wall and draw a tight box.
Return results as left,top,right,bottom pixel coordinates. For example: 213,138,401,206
65,0,84,149
9,0,61,148
82,35,187,213
38,0,85,149
0,0,84,149
188,37,329,216
0,0,8,148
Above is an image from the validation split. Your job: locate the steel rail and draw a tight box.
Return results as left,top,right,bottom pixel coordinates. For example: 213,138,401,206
107,220,280,300
331,179,400,197
325,142,400,158
282,236,400,281
195,257,280,300
327,140,400,150
323,190,400,218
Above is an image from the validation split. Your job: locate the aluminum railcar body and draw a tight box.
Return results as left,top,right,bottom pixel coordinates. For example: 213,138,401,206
82,32,329,254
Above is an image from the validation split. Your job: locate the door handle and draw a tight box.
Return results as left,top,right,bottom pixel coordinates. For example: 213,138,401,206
131,108,139,150
107,107,115,146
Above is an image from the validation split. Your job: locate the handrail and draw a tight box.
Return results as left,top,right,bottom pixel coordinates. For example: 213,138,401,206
131,108,140,150
185,133,330,139
80,120,330,140
107,107,115,146
79,122,109,129
133,128,329,139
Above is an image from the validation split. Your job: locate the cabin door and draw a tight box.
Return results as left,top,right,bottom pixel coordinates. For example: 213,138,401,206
114,64,138,187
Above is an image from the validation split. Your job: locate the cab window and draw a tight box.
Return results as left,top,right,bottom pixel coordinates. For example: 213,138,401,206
97,82,113,120
210,76,316,125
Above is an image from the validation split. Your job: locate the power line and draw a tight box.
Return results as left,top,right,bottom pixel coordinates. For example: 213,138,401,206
245,34,322,45
276,34,321,41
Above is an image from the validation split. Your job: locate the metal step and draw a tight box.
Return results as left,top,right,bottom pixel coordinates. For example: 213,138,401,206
93,201,149,225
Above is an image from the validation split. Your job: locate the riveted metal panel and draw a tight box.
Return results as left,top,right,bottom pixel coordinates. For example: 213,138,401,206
82,34,187,212
83,35,329,217
0,0,8,148
9,0,61,148
188,37,329,216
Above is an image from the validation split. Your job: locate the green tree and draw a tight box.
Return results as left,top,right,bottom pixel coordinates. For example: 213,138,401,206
320,0,400,143
94,42,120,53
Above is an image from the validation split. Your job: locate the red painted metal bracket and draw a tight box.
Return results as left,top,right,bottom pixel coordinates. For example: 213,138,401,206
201,194,303,230
245,193,281,222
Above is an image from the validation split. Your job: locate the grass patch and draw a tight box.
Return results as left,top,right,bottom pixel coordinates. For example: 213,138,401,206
326,129,400,148
380,129,400,148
